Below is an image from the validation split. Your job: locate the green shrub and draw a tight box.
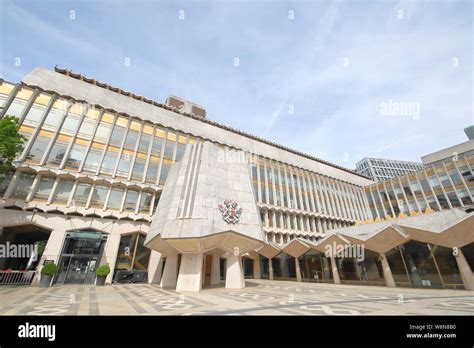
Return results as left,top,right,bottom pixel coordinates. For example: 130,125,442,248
96,264,111,277
41,263,57,276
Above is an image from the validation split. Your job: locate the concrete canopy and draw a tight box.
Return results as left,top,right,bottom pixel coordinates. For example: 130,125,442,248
317,209,474,254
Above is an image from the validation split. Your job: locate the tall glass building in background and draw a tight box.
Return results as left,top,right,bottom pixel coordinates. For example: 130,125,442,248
0,67,472,292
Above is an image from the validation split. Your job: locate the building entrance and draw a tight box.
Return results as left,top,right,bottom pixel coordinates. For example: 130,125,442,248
55,229,108,285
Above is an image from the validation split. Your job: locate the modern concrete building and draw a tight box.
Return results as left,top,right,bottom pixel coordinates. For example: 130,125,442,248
0,66,473,292
355,157,425,182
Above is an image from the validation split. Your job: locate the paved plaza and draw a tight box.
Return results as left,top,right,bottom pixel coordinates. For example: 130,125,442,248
0,279,473,316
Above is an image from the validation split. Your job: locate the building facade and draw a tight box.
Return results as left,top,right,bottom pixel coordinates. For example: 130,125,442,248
356,157,425,182
0,67,473,292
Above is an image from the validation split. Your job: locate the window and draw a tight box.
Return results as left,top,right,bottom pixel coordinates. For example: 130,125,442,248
10,172,36,199
0,82,16,108
114,233,151,272
53,179,75,204
46,137,69,167
106,188,124,210
109,117,128,146
4,87,34,118
33,176,55,201
123,190,139,212
72,183,92,207
138,192,152,214
83,144,104,172
65,142,86,170
89,185,109,208
27,134,51,163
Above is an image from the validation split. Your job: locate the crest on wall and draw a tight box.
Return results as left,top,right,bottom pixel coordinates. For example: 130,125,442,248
218,199,243,224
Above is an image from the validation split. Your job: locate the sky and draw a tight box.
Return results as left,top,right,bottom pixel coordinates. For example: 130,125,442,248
0,0,472,170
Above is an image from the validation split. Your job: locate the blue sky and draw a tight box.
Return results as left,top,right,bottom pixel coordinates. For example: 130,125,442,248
0,0,472,169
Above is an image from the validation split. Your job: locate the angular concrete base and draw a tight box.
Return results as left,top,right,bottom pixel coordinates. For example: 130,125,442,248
160,253,179,288
176,253,204,292
225,253,245,289
210,254,221,285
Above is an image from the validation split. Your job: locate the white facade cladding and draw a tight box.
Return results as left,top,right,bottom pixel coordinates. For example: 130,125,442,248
146,141,264,290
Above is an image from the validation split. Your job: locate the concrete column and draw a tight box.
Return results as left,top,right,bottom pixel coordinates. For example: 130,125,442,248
210,254,221,285
380,253,396,287
268,257,274,280
330,256,341,284
100,233,121,284
160,253,179,289
281,258,289,278
253,256,261,279
225,253,245,289
455,249,474,291
176,253,204,292
295,257,302,282
147,250,163,284
32,230,65,285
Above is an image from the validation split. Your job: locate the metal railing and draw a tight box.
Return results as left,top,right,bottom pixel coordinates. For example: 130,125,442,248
0,271,36,285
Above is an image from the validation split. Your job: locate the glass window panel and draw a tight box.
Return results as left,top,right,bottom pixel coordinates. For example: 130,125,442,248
138,192,152,213
146,162,158,183
77,117,96,139
107,188,124,210
133,234,151,270
159,164,170,185
175,142,186,162
89,185,109,208
53,179,75,203
95,122,112,143
124,130,138,149
45,138,69,167
151,136,163,155
124,190,138,212
10,172,36,199
22,94,51,126
163,139,175,159
109,123,126,146
138,133,151,153
65,144,86,170
100,150,118,175
116,151,133,177
72,183,92,207
33,176,55,201
0,82,16,107
115,234,137,270
83,147,103,173
26,135,49,163
3,87,34,117
132,157,146,181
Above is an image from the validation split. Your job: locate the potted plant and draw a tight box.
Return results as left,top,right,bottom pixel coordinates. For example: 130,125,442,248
95,264,110,286
39,262,57,288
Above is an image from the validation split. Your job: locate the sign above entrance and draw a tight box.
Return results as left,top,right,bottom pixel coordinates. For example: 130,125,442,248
218,199,243,224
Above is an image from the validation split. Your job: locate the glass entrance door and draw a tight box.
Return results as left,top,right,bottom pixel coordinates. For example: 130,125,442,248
55,230,107,285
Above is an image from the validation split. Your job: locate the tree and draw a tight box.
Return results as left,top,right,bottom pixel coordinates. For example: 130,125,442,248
0,115,26,182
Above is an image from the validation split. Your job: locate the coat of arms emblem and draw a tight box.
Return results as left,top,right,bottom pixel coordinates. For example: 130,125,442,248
218,199,243,224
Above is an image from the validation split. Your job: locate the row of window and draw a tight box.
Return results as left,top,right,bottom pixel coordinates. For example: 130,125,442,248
251,158,369,222
1,84,192,186
366,157,474,218
8,172,160,215
261,209,350,235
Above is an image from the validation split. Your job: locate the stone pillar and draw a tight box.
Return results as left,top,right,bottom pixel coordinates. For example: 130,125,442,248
330,256,341,284
225,253,245,289
176,253,204,292
101,233,121,284
210,254,221,285
32,230,65,285
295,257,302,282
268,257,274,280
253,256,261,279
380,253,396,287
160,253,179,289
281,258,289,278
455,248,474,291
147,250,163,284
